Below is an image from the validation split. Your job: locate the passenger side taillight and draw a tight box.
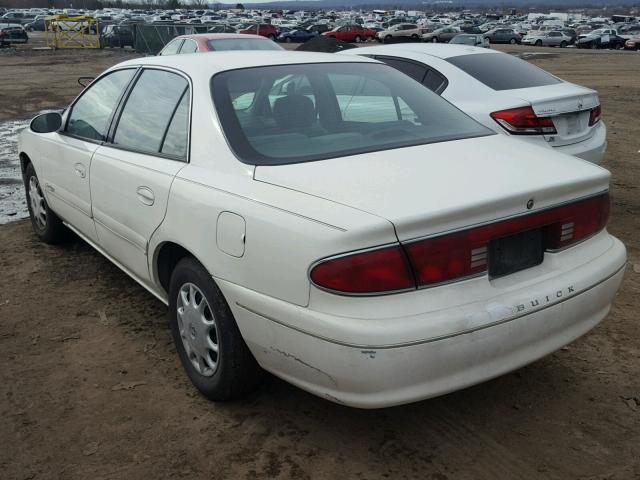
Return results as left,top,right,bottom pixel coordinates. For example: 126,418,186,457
490,106,557,135
589,104,601,126
310,193,610,294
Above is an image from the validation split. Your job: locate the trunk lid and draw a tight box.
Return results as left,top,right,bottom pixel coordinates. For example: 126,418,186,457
254,135,609,242
505,82,600,147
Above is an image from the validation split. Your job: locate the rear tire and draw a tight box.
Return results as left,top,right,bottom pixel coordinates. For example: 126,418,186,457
169,257,262,401
23,162,66,244
354,35,362,43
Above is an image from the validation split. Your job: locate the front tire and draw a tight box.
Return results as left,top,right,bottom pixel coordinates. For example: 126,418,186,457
432,36,438,43
169,257,262,401
509,38,517,44
560,41,567,48
24,162,66,243
354,35,362,43
535,39,542,47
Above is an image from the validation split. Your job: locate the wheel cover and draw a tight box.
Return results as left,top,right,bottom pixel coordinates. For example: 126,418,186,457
29,176,47,229
177,283,219,377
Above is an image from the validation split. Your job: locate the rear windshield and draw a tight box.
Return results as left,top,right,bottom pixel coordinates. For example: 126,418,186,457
207,38,282,51
446,53,562,91
211,62,491,165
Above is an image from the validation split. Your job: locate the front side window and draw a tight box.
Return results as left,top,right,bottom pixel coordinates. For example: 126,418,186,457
212,62,490,166
113,69,189,158
66,69,135,141
179,39,198,54
161,39,183,55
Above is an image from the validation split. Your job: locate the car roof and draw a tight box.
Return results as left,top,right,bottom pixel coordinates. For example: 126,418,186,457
346,43,502,60
175,33,269,41
112,50,378,76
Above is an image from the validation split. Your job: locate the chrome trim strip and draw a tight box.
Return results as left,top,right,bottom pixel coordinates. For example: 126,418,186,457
235,263,624,350
93,216,147,254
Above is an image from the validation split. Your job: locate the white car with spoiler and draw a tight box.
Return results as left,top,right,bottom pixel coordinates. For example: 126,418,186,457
340,44,607,164
18,51,625,408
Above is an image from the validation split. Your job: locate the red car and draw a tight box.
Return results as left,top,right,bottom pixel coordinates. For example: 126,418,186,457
158,33,282,56
322,24,376,43
238,23,278,40
624,36,640,50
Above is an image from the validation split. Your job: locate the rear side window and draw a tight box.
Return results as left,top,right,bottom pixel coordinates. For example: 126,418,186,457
113,69,189,159
67,69,135,141
447,53,562,91
378,57,427,83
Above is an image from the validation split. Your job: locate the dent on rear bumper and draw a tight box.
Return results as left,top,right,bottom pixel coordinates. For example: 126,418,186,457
218,235,626,408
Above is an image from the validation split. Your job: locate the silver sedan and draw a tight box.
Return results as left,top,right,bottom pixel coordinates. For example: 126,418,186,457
522,30,573,47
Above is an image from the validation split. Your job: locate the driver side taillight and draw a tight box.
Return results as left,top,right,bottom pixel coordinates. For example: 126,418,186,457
490,106,557,135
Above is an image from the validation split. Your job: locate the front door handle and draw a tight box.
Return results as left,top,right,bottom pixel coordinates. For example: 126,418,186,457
136,186,155,206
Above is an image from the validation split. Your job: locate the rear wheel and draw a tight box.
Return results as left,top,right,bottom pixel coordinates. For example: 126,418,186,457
24,162,66,244
354,35,362,43
169,257,262,401
267,34,275,40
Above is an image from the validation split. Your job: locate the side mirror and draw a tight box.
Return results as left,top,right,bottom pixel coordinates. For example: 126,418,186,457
30,112,62,134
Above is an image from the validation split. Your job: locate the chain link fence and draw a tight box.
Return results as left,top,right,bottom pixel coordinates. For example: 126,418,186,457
133,24,210,55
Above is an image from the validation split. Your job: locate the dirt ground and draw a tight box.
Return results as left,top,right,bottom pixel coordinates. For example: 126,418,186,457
0,41,639,480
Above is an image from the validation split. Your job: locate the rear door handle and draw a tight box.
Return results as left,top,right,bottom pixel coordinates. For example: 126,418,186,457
136,186,155,206
74,163,86,178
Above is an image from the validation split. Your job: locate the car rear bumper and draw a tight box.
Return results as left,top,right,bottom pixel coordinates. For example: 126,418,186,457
219,234,626,408
552,121,607,164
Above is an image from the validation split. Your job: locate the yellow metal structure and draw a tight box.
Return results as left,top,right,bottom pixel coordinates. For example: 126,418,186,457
45,15,101,49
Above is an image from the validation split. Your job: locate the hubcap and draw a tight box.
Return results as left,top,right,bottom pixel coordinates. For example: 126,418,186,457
28,176,47,229
176,283,219,377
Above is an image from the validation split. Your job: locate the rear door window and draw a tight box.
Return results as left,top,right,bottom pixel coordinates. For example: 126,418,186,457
446,53,562,91
377,57,427,83
112,69,189,159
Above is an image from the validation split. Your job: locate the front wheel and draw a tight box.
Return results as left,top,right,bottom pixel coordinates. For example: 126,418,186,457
509,38,517,44
353,35,362,43
285,37,291,43
169,257,262,401
432,36,438,43
560,41,567,48
24,162,66,243
535,40,542,46
267,34,275,40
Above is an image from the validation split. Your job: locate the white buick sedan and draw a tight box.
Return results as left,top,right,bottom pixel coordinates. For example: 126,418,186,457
18,52,626,408
340,44,608,164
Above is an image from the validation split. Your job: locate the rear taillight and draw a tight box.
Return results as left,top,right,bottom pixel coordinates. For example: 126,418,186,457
310,245,415,294
490,106,557,135
310,193,610,294
589,104,601,126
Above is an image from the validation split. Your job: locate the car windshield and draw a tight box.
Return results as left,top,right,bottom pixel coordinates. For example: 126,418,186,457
446,53,562,91
211,62,491,166
206,38,281,51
